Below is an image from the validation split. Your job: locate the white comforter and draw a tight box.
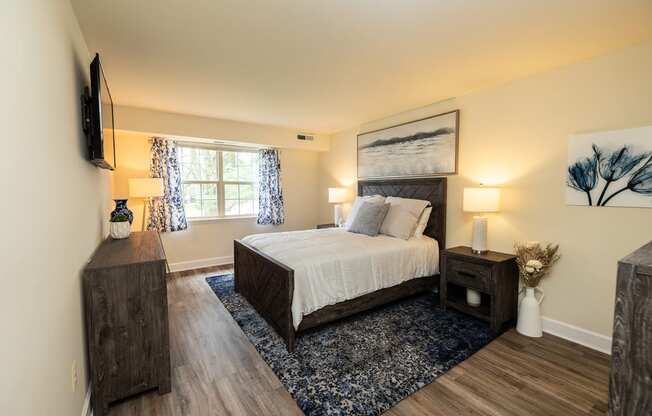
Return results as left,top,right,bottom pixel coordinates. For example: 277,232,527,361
241,228,439,329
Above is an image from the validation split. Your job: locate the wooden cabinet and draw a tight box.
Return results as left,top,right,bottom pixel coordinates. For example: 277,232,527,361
83,231,171,416
609,241,652,416
441,246,518,333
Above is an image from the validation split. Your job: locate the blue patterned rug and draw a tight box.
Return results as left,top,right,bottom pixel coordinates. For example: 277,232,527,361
206,274,493,416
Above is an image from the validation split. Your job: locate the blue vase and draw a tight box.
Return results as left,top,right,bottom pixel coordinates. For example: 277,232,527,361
111,199,134,224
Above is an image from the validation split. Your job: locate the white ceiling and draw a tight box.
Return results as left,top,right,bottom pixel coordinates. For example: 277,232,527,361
71,0,652,134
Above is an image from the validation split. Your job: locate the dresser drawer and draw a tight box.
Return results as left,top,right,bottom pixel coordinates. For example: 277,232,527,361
446,258,493,293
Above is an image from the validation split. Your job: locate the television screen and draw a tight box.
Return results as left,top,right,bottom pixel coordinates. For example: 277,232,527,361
88,53,115,170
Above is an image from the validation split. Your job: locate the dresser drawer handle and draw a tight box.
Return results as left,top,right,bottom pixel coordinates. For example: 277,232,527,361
459,271,476,279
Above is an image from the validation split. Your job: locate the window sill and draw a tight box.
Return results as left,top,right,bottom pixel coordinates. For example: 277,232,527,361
188,215,257,223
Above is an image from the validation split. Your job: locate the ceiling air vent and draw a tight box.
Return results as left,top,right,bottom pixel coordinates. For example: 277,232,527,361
297,134,314,141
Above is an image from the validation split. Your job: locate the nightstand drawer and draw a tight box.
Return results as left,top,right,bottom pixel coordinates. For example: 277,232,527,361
446,258,492,293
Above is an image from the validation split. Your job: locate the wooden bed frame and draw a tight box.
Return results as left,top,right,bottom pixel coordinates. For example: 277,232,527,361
234,177,447,352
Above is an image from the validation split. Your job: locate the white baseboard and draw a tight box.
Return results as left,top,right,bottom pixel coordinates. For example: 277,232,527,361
168,256,233,272
81,384,92,416
542,316,612,355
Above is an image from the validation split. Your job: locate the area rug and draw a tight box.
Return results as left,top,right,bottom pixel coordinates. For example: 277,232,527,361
206,274,494,416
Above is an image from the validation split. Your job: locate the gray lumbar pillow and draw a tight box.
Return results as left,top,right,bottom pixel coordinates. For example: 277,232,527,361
348,201,391,236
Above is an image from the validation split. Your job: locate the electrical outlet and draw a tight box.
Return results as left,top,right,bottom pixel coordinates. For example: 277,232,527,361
71,360,78,392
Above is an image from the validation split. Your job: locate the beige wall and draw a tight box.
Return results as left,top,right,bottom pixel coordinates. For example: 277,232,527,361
113,131,322,267
1,1,112,415
320,40,652,338
115,105,330,151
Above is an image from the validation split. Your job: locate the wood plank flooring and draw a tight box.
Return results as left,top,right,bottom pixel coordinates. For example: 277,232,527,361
108,266,610,416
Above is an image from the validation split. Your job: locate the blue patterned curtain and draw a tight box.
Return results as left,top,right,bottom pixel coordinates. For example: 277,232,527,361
257,149,285,225
148,138,188,232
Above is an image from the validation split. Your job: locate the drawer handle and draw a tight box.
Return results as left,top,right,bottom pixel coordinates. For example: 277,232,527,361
459,271,476,279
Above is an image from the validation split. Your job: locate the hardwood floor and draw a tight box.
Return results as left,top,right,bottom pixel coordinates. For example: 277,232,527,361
107,266,610,416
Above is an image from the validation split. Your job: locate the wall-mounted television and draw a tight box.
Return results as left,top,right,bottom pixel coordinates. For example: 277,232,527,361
81,53,115,170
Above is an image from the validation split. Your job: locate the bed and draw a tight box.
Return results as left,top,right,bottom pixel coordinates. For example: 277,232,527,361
234,177,447,352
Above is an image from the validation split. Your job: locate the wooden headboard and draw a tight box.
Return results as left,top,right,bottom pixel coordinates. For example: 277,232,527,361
358,177,447,248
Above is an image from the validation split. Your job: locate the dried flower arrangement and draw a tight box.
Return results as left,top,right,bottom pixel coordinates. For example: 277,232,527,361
514,242,560,288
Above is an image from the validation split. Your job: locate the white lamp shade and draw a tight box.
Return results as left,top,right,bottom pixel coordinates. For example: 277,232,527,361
328,187,347,204
129,178,164,198
463,187,500,212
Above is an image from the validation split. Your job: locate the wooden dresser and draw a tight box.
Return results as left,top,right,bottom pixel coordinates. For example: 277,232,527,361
609,241,652,416
83,231,171,416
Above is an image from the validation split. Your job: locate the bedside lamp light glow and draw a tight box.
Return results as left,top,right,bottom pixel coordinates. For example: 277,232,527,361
463,187,500,255
328,187,347,226
328,187,347,204
463,187,500,213
129,178,164,198
129,178,164,231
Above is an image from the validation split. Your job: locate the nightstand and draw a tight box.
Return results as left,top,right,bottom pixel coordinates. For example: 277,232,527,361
316,223,338,229
440,246,518,333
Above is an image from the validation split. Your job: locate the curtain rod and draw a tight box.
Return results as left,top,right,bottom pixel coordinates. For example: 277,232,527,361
151,136,275,151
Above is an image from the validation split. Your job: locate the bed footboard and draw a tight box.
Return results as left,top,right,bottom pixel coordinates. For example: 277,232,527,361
234,240,296,352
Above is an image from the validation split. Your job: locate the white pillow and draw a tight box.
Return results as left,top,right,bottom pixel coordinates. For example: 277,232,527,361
379,197,430,240
344,195,385,230
413,206,432,238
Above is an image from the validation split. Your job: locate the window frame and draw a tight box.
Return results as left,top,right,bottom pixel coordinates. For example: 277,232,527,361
178,143,260,220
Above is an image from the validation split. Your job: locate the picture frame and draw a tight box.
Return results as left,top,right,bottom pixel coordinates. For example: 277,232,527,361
566,125,652,208
357,110,459,180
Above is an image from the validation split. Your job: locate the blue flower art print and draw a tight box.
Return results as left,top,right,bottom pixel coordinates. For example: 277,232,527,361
566,126,652,208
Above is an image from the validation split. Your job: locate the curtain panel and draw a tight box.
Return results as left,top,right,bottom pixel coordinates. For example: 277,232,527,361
148,137,188,232
257,148,285,225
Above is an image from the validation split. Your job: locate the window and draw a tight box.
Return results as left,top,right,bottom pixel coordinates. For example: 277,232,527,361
179,145,259,219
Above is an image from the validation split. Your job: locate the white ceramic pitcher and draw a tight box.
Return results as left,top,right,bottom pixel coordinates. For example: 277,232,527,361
516,287,544,337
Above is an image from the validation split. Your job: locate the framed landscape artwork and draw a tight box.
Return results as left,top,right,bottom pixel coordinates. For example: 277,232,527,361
357,110,459,179
566,125,652,208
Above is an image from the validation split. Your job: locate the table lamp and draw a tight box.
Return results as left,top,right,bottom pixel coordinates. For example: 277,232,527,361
129,178,164,231
328,187,347,226
462,187,500,307
463,187,500,255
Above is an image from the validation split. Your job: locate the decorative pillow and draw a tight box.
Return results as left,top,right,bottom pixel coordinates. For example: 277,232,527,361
413,206,432,238
348,202,390,237
380,197,430,240
344,195,385,230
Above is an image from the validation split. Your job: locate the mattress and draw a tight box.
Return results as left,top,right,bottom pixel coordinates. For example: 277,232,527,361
241,228,439,329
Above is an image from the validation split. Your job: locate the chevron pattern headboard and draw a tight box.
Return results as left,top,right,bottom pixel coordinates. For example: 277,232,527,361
358,177,447,248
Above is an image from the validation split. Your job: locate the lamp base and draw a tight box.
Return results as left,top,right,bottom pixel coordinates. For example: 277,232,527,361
471,216,488,254
141,198,149,232
333,204,343,227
